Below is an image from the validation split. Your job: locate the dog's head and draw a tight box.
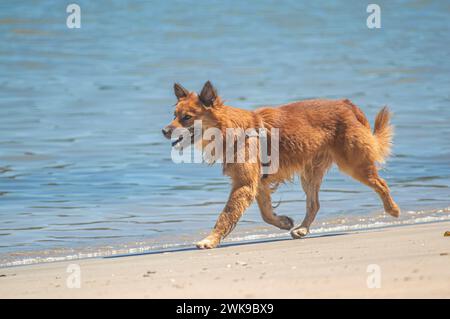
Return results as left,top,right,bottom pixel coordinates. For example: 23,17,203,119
162,81,222,147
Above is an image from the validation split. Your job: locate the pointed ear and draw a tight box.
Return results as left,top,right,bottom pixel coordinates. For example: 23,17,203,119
174,83,189,100
199,81,217,107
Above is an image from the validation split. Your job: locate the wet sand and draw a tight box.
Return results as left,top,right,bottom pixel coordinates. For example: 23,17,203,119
0,221,449,298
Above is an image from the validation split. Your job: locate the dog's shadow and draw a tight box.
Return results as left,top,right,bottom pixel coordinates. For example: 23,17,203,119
104,231,350,260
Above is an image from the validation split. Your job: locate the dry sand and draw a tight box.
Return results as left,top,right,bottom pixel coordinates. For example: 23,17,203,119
0,221,449,298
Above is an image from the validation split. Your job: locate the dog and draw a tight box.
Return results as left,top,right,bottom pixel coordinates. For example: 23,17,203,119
162,81,400,249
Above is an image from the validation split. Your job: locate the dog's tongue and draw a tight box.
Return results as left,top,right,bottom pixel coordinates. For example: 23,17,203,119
171,136,183,147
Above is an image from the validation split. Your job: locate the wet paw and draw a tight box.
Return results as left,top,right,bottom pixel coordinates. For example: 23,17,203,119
278,215,294,230
290,226,309,239
387,205,401,218
196,236,220,249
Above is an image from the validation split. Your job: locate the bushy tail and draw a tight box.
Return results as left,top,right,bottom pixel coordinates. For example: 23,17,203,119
373,106,393,163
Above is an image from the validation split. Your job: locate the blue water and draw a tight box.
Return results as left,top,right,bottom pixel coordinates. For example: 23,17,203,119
0,1,449,266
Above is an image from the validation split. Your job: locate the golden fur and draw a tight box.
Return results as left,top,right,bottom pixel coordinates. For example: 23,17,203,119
163,81,400,249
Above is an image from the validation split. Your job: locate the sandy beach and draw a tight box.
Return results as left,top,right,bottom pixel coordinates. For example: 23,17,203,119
0,221,449,299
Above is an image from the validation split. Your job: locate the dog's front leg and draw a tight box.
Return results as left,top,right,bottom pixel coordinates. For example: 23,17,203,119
196,164,259,249
196,183,257,249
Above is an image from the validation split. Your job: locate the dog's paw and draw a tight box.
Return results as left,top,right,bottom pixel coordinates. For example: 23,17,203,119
278,215,294,230
290,226,309,239
196,236,220,249
386,205,401,218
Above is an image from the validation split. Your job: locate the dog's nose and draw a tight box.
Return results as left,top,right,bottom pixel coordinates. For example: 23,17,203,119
162,127,171,138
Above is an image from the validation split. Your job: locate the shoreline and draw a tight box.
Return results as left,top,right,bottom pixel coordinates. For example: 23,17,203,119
2,206,449,269
0,221,449,298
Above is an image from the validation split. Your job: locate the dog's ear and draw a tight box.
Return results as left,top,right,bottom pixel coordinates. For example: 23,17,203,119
174,83,189,100
199,81,217,107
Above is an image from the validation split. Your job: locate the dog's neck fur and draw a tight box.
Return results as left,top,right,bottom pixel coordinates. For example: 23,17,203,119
209,104,263,133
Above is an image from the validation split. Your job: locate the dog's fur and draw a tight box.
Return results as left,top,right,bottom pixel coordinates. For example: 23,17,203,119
163,81,400,249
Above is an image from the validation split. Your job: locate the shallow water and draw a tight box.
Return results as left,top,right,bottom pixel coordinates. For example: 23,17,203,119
0,1,449,267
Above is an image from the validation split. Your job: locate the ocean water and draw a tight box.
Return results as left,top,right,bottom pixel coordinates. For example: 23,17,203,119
0,1,449,267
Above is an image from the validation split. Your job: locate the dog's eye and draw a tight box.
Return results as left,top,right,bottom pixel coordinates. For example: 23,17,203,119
182,114,192,121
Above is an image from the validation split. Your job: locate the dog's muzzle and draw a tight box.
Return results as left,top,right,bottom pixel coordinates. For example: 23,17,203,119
162,126,172,139
162,126,184,148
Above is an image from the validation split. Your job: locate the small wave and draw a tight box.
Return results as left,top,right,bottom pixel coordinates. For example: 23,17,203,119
226,207,450,242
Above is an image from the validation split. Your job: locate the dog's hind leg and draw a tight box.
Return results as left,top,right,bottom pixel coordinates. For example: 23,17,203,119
361,169,400,217
332,109,400,218
256,183,294,230
291,154,331,239
339,161,400,218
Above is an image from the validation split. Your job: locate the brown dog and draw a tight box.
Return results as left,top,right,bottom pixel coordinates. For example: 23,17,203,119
162,81,400,249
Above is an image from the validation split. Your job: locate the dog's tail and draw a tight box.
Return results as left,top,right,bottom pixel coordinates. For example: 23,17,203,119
373,106,393,163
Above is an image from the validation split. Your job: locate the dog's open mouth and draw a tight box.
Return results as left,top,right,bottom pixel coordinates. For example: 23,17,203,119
171,128,195,149
171,135,183,147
